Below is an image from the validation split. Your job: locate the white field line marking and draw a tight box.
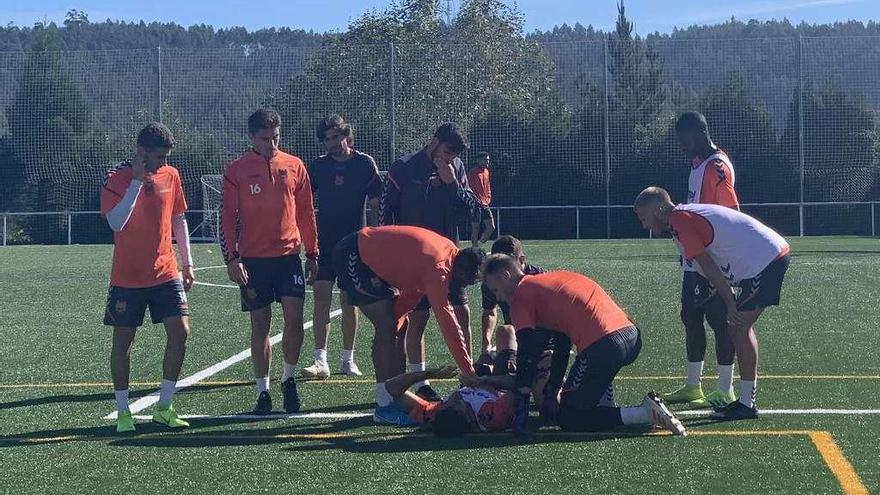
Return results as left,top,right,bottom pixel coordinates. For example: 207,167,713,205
193,265,339,293
104,308,343,420
131,412,370,421
678,409,880,416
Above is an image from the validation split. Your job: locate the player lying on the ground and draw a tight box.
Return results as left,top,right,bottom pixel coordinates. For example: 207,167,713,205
634,186,791,421
480,255,687,435
665,111,740,409
101,123,194,433
386,326,520,437
332,225,485,425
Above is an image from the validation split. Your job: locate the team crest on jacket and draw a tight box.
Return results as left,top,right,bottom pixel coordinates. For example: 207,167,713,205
334,175,345,186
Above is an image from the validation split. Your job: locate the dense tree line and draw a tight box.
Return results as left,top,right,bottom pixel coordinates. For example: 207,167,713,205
1,2,878,242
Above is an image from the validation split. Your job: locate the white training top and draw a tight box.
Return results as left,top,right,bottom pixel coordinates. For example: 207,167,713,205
671,203,789,283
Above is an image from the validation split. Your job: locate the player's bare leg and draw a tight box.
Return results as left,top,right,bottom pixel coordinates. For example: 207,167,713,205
713,308,763,420
161,316,190,382
249,306,273,413
304,280,334,379
663,305,710,406
110,326,137,431
405,309,437,399
339,291,361,375
279,296,305,412
153,316,191,428
705,301,737,407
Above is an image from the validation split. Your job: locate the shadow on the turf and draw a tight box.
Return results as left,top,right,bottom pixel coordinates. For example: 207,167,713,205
0,382,248,411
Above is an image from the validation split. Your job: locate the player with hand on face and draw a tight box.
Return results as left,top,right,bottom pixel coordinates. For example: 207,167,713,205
380,123,481,402
101,123,194,433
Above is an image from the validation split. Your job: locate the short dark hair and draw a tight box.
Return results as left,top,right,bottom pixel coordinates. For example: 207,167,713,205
452,247,486,280
136,123,175,149
316,115,353,141
432,406,472,438
248,109,282,135
490,235,523,258
675,111,709,136
434,122,469,154
481,253,520,278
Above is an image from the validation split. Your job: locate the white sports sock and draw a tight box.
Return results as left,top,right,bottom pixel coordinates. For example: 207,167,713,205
314,349,328,364
739,379,757,408
281,362,297,382
341,349,354,363
620,405,651,425
157,379,176,408
256,376,270,398
376,382,393,407
115,389,129,412
686,361,704,387
408,362,429,389
717,364,735,394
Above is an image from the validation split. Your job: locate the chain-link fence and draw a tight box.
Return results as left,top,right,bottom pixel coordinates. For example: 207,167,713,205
2,37,879,244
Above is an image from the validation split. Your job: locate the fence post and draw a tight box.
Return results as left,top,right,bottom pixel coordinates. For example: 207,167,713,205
872,203,876,237
2,214,6,246
156,46,163,122
575,208,580,240
388,42,396,165
603,38,611,240
495,208,501,237
798,37,805,237
67,212,72,245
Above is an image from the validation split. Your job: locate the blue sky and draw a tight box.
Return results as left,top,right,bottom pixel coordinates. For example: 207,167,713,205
0,0,877,34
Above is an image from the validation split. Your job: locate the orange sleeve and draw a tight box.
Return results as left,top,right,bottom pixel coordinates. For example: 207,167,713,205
484,169,492,205
293,161,319,259
219,163,240,263
426,274,475,375
173,171,187,215
100,167,129,216
701,160,739,209
669,211,714,259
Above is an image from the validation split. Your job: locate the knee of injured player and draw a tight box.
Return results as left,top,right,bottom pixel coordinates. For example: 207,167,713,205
431,393,477,438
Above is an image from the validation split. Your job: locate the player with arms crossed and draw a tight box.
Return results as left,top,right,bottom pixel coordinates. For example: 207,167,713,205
381,123,481,401
634,187,791,420
331,225,484,424
301,115,382,379
480,256,687,435
221,109,319,415
666,111,740,409
101,123,194,433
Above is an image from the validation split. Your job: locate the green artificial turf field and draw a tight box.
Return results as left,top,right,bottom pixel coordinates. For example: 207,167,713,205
1,237,878,494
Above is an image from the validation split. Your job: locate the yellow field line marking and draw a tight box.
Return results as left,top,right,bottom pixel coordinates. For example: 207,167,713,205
808,431,870,495
2,375,878,389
